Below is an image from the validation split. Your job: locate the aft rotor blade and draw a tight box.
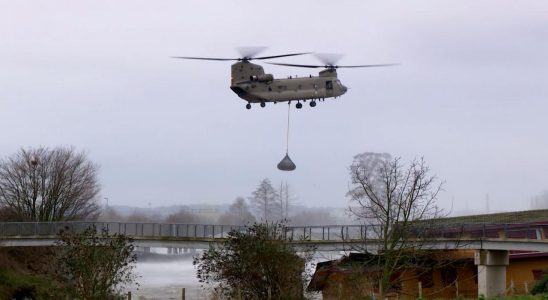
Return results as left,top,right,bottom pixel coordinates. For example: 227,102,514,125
315,53,344,66
267,62,323,68
268,62,399,68
254,52,312,60
336,64,399,68
171,56,238,61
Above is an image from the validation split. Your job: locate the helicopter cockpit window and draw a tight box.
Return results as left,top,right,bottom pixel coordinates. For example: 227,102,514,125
326,81,333,90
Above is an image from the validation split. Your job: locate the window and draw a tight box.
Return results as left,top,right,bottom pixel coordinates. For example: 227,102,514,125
441,267,457,285
532,269,547,280
418,270,434,288
389,273,402,291
326,81,333,90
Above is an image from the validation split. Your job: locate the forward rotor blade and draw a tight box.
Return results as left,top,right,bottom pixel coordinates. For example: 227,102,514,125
236,46,267,59
254,52,312,60
171,56,238,61
173,52,311,62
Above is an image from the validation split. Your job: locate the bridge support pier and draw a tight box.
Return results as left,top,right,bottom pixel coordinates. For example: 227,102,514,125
475,249,509,298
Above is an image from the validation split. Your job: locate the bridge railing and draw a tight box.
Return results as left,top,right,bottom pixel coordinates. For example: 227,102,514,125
283,225,366,241
1,222,547,242
0,222,368,241
0,222,251,239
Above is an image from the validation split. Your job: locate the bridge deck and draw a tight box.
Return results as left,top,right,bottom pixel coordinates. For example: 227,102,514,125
1,221,548,251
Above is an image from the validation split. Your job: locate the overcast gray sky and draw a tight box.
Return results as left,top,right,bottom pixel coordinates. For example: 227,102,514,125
1,0,547,213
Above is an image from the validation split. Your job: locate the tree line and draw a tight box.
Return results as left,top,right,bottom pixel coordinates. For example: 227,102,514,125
0,147,345,226
1,146,456,299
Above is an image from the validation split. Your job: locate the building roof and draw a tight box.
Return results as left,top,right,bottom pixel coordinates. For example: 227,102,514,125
308,209,548,292
432,209,548,226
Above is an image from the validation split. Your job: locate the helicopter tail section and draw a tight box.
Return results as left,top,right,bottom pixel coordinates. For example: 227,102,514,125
231,62,266,85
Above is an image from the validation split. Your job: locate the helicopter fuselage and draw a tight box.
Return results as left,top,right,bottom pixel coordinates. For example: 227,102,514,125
229,61,347,104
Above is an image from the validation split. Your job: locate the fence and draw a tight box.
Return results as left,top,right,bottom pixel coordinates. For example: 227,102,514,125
1,221,547,242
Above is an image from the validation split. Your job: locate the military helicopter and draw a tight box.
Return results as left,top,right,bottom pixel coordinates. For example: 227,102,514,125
174,48,395,109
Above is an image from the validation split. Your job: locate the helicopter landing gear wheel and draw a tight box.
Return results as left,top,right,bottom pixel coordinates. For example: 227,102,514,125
260,102,266,108
296,102,302,109
246,103,251,110
310,101,316,107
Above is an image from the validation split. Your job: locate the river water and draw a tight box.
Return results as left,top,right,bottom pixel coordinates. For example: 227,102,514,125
128,257,209,300
127,250,340,300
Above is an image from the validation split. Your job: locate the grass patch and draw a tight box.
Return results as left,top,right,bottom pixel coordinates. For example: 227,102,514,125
472,296,548,300
0,268,63,300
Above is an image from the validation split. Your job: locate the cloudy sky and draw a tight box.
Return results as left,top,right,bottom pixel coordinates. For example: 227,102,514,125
1,1,547,213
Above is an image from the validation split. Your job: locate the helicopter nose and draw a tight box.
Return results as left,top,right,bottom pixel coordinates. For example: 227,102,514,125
341,85,348,94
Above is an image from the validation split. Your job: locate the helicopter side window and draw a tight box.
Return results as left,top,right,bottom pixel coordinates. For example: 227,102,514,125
326,81,333,90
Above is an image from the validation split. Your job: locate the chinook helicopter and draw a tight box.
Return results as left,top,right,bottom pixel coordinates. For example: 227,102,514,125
174,48,395,109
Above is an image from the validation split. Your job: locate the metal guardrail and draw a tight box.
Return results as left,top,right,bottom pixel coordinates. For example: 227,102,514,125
0,222,547,242
0,222,247,239
0,222,366,241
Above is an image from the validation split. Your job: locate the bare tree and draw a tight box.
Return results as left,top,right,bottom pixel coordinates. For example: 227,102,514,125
278,182,297,220
347,152,444,297
531,190,548,209
289,208,338,226
249,178,280,221
0,147,100,221
126,211,154,223
219,197,256,225
97,206,124,222
164,208,199,223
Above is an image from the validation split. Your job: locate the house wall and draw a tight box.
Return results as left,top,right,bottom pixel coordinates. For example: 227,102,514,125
318,251,548,299
320,271,374,300
399,263,477,299
402,254,548,298
507,256,548,294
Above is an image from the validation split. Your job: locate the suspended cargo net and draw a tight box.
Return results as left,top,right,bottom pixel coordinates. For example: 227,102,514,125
277,103,296,171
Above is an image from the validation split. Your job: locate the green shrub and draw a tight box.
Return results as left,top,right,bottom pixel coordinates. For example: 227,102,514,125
532,275,548,295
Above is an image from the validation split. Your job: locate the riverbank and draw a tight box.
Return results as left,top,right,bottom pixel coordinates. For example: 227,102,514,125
0,247,63,299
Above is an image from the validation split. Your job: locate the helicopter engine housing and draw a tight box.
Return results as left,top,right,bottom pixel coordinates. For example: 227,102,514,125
250,74,273,82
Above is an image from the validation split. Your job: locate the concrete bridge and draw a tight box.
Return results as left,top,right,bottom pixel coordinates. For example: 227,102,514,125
0,222,368,249
1,221,548,250
2,221,548,297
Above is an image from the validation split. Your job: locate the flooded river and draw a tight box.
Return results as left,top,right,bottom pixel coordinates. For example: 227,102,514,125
129,257,208,300
127,250,339,299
